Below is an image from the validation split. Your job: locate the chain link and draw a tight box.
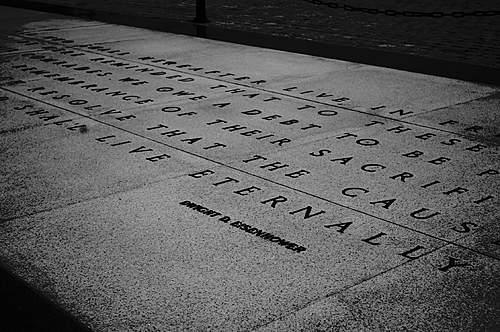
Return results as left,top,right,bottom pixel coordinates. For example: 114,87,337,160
299,0,500,17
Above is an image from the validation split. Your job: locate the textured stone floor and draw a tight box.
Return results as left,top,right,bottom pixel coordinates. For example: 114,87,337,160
0,5,499,331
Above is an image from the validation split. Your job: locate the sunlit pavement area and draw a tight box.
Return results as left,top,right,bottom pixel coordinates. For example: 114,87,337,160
0,4,499,331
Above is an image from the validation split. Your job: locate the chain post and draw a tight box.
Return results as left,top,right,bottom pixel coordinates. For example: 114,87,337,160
193,0,210,23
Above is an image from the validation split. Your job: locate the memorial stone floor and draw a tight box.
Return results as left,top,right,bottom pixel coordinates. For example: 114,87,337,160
0,5,499,331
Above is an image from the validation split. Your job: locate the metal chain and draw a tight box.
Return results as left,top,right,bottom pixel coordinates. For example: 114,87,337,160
299,0,500,17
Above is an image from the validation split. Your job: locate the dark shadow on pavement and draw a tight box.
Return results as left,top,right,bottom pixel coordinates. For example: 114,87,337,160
1,0,499,86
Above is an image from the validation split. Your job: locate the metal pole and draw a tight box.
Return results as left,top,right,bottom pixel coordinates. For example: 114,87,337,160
193,0,209,23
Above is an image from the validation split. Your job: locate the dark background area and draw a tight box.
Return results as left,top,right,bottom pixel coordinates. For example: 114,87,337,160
4,0,500,69
0,266,91,332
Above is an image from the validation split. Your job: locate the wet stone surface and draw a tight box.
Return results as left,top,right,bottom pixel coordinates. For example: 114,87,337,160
0,6,499,332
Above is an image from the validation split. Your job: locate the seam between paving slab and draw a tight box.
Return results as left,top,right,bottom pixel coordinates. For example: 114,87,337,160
251,242,453,331
401,92,500,120
0,170,195,225
14,32,500,140
2,86,498,264
254,225,500,331
23,23,110,33
0,48,44,56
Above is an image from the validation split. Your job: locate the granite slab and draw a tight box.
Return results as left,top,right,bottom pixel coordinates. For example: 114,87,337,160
407,91,500,144
18,26,360,85
0,48,250,111
0,89,73,132
0,91,213,221
19,24,497,120
0,5,498,331
257,245,500,331
19,23,174,45
228,120,499,243
0,34,45,55
88,91,383,162
0,168,446,331
455,218,500,260
265,69,497,119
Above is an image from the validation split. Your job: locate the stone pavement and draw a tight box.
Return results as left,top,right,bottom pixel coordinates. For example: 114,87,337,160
7,0,500,71
0,5,499,332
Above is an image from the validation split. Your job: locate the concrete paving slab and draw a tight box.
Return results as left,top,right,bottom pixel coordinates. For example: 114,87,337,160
408,92,500,144
455,218,500,260
0,89,73,132
0,5,498,331
257,245,500,332
0,35,46,55
0,91,213,221
87,92,377,162
77,36,364,85
0,168,446,331
0,48,256,111
228,121,499,243
266,69,497,119
20,23,174,44
58,35,497,119
17,25,497,115
0,53,47,83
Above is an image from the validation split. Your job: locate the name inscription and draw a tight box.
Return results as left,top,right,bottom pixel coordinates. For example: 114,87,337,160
180,200,307,253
